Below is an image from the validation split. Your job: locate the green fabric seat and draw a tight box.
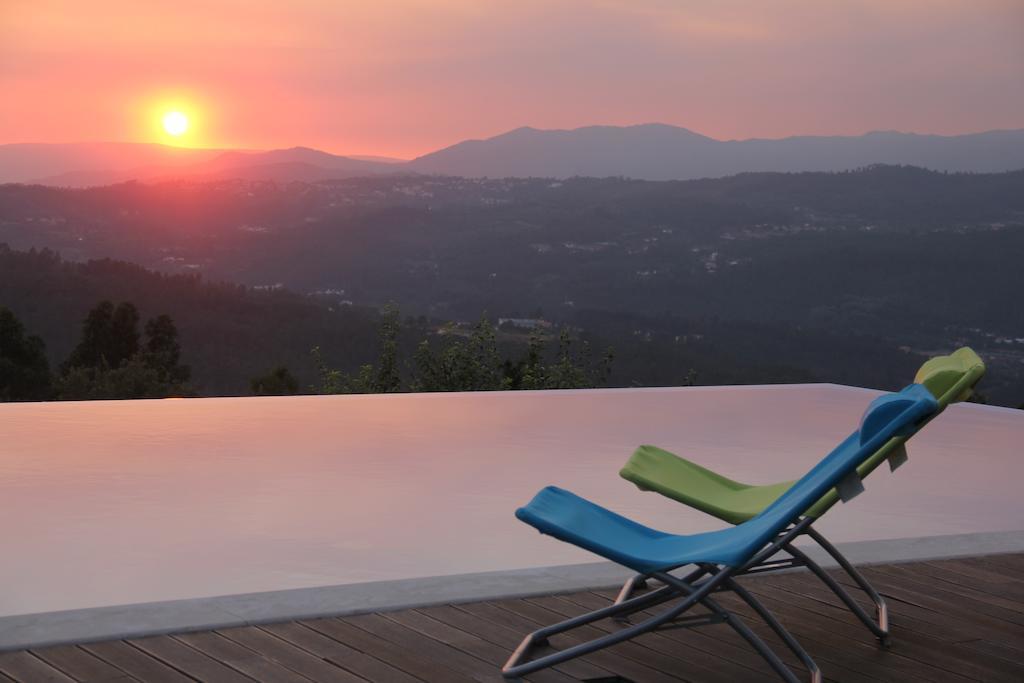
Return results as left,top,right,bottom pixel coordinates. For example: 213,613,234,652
620,347,985,523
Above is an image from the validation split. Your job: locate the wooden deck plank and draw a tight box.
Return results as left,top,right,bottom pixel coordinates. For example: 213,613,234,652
869,563,1024,623
925,557,1024,586
128,635,255,683
173,630,312,683
259,621,421,683
81,641,192,683
531,593,776,683
913,561,1024,604
29,645,131,682
927,558,1024,585
381,609,571,683
963,555,1024,581
741,579,990,682
775,567,1021,646
578,589,816,682
449,600,614,681
416,603,602,682
4,553,1024,682
493,597,692,683
763,568,1024,682
300,618,477,683
839,568,1024,641
215,626,367,683
342,612,506,682
708,589,913,683
959,637,1024,667
585,589,798,681
0,651,78,682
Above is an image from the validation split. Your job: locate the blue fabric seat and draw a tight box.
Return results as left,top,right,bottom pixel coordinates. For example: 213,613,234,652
516,384,938,573
518,486,775,571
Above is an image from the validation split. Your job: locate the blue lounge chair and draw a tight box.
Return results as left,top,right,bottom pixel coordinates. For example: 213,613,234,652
503,384,938,682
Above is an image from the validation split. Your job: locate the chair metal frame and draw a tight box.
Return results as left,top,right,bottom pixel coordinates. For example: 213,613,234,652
503,518,823,682
504,383,941,680
613,525,890,647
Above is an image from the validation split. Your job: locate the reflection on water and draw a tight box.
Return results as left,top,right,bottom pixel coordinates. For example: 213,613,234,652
1,384,1022,616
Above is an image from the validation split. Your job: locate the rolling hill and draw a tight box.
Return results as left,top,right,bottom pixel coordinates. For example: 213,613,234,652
4,125,1024,187
407,124,1024,180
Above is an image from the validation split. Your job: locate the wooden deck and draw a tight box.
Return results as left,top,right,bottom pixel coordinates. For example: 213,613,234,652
2,554,1023,682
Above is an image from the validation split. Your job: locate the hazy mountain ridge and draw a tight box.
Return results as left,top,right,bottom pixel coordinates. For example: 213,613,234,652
4,125,1024,187
408,125,1024,179
5,145,394,186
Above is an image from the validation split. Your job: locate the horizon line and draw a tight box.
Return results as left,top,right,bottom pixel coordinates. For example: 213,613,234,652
3,123,1024,160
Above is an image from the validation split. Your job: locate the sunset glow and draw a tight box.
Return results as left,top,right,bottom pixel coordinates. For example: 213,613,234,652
1,1,1023,157
162,111,189,137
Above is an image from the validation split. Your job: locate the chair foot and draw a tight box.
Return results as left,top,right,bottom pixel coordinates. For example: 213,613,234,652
614,574,649,604
785,534,890,642
613,574,651,623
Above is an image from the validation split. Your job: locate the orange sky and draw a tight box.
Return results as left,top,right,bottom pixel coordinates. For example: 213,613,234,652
2,0,1022,158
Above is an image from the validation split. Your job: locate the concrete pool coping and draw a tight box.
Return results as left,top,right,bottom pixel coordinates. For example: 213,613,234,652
2,529,1023,653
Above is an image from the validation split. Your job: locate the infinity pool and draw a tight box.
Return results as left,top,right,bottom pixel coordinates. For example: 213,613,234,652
1,384,1022,618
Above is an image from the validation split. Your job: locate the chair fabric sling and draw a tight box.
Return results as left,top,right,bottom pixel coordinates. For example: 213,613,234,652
503,384,938,682
615,348,985,643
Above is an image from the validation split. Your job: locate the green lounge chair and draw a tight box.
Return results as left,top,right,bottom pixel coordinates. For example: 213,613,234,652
616,347,985,645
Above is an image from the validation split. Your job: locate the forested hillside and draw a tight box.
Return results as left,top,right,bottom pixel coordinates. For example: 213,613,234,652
2,166,1022,403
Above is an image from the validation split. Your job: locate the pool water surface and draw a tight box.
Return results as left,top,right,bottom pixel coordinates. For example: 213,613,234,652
1,384,1022,618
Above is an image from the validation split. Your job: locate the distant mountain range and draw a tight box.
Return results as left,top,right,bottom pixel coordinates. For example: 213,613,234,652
408,125,1024,180
0,143,392,186
3,124,1024,186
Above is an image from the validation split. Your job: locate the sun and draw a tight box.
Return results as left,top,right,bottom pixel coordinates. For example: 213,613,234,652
162,111,189,137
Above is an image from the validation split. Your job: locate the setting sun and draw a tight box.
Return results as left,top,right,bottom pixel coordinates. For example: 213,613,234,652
162,111,189,137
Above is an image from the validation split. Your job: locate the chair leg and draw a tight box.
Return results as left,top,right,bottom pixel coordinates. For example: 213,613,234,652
656,569,819,683
726,578,823,683
713,600,804,683
504,564,820,683
616,523,889,646
612,564,707,615
502,581,687,679
613,573,649,608
792,528,890,646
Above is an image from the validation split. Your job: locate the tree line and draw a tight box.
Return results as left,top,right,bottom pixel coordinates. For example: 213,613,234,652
1,302,190,401
258,305,614,395
3,303,613,401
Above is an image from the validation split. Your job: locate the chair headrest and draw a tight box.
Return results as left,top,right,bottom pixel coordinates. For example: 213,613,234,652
914,347,985,404
859,384,936,445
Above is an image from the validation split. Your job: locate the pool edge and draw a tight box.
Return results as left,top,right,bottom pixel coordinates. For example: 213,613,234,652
3,529,1023,652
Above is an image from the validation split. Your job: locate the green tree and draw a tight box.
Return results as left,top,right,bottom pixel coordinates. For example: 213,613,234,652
507,330,613,390
314,307,615,395
59,302,191,400
59,356,177,400
142,314,190,384
62,301,140,373
0,307,52,401
313,304,403,394
373,304,402,392
412,315,506,392
251,366,300,396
